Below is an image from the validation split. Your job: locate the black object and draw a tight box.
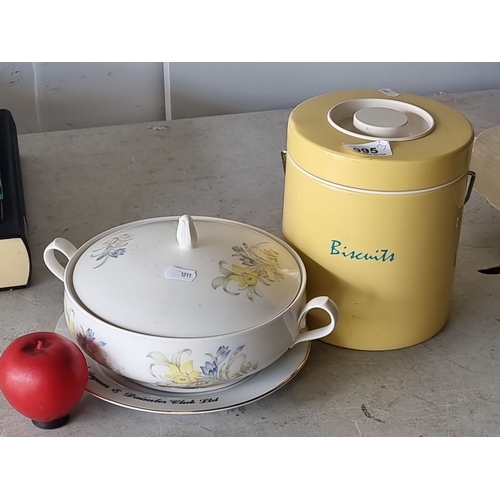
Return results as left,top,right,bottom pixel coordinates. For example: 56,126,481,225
0,109,31,290
32,414,70,430
478,265,500,275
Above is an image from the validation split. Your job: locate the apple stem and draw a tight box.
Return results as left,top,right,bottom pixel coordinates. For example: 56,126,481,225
36,340,44,350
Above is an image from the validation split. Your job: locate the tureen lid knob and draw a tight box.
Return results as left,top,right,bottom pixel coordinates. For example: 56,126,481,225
176,215,198,249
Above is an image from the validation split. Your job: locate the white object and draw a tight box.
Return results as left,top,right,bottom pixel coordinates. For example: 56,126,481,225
176,214,198,248
55,314,310,414
377,88,400,97
44,215,339,391
353,107,408,138
327,98,435,141
343,140,393,157
469,125,500,211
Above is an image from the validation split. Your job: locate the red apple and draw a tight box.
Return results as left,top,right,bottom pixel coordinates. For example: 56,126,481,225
0,332,88,429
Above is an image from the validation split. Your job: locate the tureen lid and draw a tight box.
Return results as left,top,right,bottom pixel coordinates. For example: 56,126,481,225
70,216,303,338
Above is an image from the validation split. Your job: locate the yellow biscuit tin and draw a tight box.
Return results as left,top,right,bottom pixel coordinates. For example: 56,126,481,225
282,89,475,350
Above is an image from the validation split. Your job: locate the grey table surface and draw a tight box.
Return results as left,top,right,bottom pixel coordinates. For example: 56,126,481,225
1,89,500,437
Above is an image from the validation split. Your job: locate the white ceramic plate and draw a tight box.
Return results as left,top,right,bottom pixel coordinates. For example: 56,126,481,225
470,125,500,211
54,314,311,414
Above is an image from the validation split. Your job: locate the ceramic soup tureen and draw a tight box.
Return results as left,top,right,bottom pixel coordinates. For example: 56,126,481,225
44,215,339,391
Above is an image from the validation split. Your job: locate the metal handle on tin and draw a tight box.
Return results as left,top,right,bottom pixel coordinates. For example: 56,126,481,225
464,170,476,204
281,150,287,173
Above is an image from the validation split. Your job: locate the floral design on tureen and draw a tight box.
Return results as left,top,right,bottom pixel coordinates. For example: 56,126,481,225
90,233,134,269
65,308,116,371
211,242,284,301
147,345,258,389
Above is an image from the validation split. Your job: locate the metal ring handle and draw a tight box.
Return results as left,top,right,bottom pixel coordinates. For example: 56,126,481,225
281,150,287,173
464,170,476,204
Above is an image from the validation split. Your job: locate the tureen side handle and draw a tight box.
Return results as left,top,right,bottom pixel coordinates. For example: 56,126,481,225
291,296,339,346
43,238,78,281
